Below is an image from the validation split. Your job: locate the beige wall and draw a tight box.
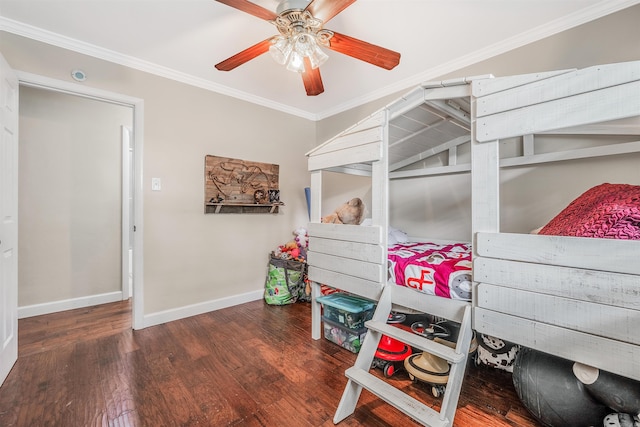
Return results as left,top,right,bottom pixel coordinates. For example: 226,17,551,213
4,2,640,317
2,34,315,315
317,4,640,241
18,86,132,306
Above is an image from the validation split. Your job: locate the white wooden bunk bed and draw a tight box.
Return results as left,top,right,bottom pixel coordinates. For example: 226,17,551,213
305,60,640,427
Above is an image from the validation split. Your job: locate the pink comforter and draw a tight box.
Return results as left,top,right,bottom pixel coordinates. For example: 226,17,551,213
387,242,472,301
539,183,640,239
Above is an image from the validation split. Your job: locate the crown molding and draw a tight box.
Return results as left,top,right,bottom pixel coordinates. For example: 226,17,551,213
2,0,639,122
0,16,318,120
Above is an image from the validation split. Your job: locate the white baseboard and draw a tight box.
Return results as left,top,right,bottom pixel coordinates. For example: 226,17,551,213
18,291,124,319
18,289,265,327
142,289,264,329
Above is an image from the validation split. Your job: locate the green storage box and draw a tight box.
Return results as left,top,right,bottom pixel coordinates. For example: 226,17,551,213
316,292,376,330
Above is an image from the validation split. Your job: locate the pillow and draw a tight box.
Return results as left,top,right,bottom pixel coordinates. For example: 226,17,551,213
360,219,409,245
538,183,640,239
388,227,409,245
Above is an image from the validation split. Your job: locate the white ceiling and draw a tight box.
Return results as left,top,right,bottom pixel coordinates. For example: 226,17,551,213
1,0,638,120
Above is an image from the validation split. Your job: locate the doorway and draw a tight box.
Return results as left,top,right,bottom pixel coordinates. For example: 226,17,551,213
16,72,144,330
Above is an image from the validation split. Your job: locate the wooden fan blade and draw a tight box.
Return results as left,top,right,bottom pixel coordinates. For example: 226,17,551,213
214,0,277,21
215,38,272,71
301,57,324,96
327,32,400,70
305,0,356,24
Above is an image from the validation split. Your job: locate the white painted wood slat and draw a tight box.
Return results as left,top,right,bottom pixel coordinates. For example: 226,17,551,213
477,284,640,345
474,257,640,310
475,61,640,117
308,140,382,171
308,267,382,301
307,251,382,283
388,285,470,323
472,69,574,98
366,320,464,362
500,140,640,168
476,232,640,275
476,81,640,142
342,367,448,427
306,111,384,157
474,308,640,381
345,111,385,136
310,237,383,264
311,127,383,156
307,223,381,244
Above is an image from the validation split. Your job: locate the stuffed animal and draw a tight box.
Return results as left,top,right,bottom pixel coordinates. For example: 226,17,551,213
321,198,365,225
294,227,308,249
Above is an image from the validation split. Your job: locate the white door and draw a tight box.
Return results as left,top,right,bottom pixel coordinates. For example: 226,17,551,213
122,126,133,299
0,53,19,386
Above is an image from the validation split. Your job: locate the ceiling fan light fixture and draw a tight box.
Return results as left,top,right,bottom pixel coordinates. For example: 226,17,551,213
269,36,292,65
286,50,306,73
309,43,328,69
268,7,333,73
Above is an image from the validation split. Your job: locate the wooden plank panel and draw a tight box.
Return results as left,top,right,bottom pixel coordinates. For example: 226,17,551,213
422,84,470,100
500,140,640,168
474,257,640,310
307,223,381,244
308,141,382,171
476,232,640,275
310,127,383,156
308,267,382,301
476,81,640,142
305,111,384,157
474,308,640,381
477,284,640,345
472,69,574,99
346,110,386,135
390,285,469,324
475,61,640,116
309,237,383,264
307,252,382,283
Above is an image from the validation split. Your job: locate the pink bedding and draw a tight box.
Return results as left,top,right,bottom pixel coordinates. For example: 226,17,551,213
387,242,472,301
539,183,640,239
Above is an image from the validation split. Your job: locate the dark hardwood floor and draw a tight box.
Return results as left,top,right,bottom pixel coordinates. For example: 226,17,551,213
0,299,542,426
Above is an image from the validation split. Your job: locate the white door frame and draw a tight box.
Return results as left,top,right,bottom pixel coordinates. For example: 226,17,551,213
16,71,145,330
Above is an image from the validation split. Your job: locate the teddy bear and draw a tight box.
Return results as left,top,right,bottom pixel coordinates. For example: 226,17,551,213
321,197,365,225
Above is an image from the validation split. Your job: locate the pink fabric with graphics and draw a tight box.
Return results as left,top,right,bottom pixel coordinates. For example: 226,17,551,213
539,183,640,240
387,242,472,300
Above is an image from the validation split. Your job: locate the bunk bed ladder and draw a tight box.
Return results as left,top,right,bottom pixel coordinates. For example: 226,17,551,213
333,285,473,427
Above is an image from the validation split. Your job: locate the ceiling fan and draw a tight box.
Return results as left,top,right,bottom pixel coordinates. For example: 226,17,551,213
214,0,401,96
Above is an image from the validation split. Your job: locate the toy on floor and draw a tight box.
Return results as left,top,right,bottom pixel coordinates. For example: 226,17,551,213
370,312,412,378
572,362,640,427
476,333,520,372
512,348,610,427
572,362,640,415
603,413,640,427
404,317,478,398
321,197,365,225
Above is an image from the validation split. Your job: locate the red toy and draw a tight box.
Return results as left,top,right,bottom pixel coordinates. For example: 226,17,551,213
370,312,412,378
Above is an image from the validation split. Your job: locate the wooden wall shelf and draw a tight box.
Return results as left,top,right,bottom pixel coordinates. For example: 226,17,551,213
205,203,283,214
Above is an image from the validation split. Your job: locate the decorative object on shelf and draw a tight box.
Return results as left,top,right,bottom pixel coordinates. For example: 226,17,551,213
204,155,283,213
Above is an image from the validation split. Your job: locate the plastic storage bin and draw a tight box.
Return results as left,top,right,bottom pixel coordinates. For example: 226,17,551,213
316,293,376,330
323,317,367,353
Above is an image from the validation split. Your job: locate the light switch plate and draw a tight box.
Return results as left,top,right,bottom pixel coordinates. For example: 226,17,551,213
151,177,161,191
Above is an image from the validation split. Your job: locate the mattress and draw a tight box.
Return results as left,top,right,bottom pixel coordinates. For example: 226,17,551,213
387,242,472,301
